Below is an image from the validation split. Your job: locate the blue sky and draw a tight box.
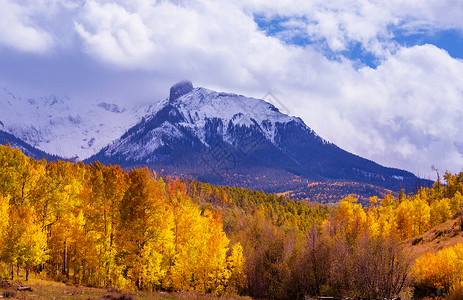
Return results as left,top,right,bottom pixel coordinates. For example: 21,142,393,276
1,0,463,177
395,29,463,59
255,14,463,68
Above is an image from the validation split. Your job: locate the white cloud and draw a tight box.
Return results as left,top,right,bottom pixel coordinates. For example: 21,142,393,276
0,0,55,53
296,45,463,176
73,0,296,89
74,0,157,68
239,0,463,58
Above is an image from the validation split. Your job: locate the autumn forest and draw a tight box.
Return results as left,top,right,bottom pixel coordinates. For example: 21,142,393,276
1,145,463,299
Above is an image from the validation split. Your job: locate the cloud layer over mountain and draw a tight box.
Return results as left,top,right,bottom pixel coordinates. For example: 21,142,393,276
1,0,463,177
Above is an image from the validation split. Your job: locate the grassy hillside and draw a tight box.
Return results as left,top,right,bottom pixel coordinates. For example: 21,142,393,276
404,211,463,262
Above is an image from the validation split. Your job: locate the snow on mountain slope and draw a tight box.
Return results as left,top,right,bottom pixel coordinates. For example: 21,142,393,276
0,87,144,159
171,86,301,145
0,130,60,161
141,81,319,149
95,80,326,164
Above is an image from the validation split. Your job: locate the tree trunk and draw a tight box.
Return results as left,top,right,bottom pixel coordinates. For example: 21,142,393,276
63,241,67,276
21,180,26,206
25,265,30,281
136,276,141,290
41,201,48,232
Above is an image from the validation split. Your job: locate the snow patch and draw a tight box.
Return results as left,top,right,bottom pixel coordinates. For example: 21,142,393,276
169,87,300,146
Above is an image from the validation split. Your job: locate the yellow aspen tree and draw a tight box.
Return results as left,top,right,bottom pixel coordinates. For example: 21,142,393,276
102,165,129,287
0,195,9,235
225,242,246,294
0,195,10,277
140,179,175,291
450,192,463,214
414,243,463,294
396,199,414,239
116,168,167,290
170,202,204,291
202,210,229,294
376,193,398,237
0,147,42,207
333,196,366,242
2,206,48,281
430,199,452,227
80,162,113,286
411,195,431,235
167,182,230,294
365,196,381,237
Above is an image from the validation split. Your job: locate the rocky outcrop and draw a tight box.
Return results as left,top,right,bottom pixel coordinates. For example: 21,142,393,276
169,80,194,102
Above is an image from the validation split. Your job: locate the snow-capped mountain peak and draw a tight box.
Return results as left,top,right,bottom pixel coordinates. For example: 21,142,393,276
90,80,332,169
172,86,294,123
160,82,304,146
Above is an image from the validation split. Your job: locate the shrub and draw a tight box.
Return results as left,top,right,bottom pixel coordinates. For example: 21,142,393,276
2,290,16,298
412,237,423,245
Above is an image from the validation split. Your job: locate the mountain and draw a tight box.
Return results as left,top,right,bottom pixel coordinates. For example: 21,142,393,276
0,87,141,160
87,81,429,197
0,129,59,161
0,82,430,199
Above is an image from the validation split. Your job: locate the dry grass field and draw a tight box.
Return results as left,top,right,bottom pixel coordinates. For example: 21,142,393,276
0,276,251,300
403,212,463,262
